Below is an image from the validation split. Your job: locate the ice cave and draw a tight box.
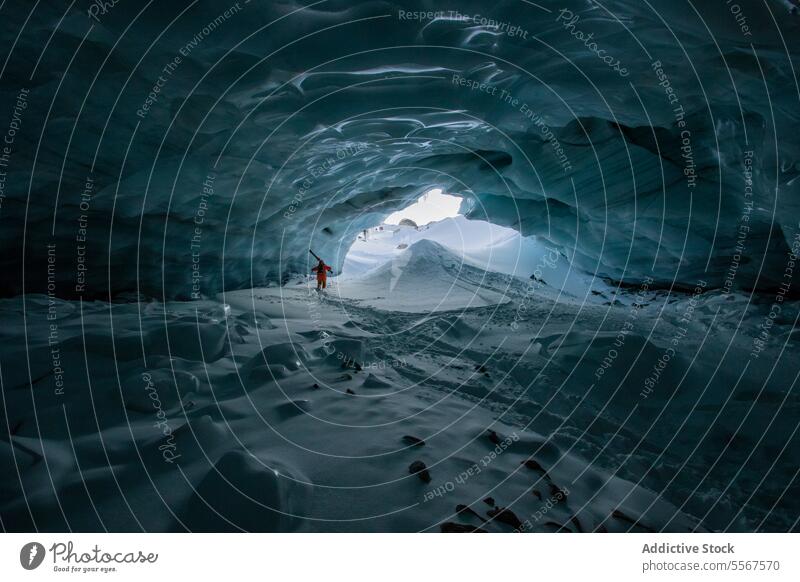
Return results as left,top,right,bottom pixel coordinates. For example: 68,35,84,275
0,0,799,534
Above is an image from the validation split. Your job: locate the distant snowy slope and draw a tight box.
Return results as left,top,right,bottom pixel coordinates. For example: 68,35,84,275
341,216,602,298
337,238,512,313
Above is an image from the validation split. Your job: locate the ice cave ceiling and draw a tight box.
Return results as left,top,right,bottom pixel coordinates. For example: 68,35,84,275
1,0,799,298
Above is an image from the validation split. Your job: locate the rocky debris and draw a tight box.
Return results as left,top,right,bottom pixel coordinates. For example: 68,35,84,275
487,506,523,530
522,458,548,474
611,509,655,532
341,358,362,371
530,274,547,285
455,504,485,521
486,430,501,445
549,483,568,503
402,435,425,447
522,459,551,483
345,388,356,395
363,373,392,389
483,497,495,507
408,460,431,483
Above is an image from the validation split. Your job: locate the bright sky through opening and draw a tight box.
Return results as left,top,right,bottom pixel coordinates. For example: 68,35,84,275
384,189,462,226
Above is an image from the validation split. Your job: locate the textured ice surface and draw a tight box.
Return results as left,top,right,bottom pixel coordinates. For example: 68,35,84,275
1,1,799,297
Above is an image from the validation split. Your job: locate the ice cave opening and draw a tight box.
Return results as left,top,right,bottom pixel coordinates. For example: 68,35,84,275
338,187,601,302
339,188,463,276
384,188,462,226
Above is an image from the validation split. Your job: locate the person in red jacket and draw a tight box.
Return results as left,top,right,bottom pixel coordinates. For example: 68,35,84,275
312,258,333,290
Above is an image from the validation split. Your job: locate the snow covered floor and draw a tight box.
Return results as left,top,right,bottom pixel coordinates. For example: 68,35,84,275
1,249,798,532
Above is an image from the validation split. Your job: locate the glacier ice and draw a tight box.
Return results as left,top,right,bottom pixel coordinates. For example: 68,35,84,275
0,0,798,297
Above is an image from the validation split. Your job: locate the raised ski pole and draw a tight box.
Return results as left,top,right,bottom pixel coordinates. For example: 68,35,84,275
309,249,322,262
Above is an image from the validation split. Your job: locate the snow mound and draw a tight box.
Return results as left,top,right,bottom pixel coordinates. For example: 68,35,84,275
178,450,311,532
342,216,604,298
337,239,512,313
